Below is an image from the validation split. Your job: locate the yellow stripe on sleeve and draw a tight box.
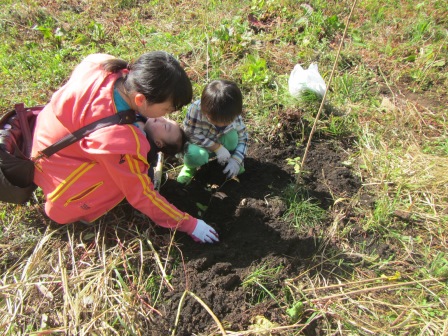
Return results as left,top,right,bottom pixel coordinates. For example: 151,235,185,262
128,125,149,165
125,153,186,221
126,127,187,222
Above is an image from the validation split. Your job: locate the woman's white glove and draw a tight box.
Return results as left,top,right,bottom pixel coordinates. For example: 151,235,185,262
191,219,219,243
223,158,240,178
214,145,231,165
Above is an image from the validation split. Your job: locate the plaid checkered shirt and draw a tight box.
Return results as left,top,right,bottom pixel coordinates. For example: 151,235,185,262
183,100,248,164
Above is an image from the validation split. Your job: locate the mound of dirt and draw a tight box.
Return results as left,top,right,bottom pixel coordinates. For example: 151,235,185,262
151,109,362,335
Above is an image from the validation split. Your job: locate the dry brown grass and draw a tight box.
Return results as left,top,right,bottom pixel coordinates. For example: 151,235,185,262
1,0,447,334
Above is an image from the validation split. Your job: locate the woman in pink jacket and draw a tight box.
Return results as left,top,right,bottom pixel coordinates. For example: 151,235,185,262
31,52,218,244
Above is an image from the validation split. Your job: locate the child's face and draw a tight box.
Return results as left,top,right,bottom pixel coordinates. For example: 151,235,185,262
144,117,182,151
135,96,175,118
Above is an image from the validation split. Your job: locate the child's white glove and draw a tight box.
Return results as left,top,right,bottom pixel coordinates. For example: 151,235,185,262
223,158,240,178
214,145,231,165
191,219,219,243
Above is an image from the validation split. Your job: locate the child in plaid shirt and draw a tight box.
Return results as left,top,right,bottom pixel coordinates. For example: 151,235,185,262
177,80,248,184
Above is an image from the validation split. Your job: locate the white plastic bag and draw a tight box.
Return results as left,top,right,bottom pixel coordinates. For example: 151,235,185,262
288,63,326,97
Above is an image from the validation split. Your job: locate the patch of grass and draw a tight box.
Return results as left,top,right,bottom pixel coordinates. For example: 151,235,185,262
1,0,447,334
282,185,327,232
423,138,448,156
318,113,359,138
361,186,398,233
242,261,284,305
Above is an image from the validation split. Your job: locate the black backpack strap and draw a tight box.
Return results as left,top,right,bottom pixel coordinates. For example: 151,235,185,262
15,103,34,158
36,109,136,159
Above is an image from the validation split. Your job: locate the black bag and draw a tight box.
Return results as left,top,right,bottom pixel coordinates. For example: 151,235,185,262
0,103,136,204
0,104,42,204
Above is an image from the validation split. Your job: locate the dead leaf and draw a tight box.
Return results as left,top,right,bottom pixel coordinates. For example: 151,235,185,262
213,192,228,200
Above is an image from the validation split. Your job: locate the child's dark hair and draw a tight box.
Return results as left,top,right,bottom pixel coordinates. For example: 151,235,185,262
201,79,242,125
102,51,193,110
161,128,189,157
146,128,189,169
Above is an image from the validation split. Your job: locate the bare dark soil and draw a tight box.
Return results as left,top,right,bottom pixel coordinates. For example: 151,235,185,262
148,109,364,335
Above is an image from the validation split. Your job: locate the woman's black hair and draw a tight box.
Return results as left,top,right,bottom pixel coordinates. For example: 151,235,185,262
201,79,243,124
102,51,193,110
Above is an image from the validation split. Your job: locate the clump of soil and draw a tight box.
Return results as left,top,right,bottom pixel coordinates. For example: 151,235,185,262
151,109,362,335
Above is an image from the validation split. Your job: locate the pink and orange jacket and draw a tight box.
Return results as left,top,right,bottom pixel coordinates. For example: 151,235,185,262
31,54,197,235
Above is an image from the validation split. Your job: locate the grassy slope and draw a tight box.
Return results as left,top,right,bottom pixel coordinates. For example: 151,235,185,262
1,0,447,334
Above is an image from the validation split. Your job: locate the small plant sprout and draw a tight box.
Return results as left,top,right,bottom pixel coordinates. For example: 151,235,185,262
286,156,301,174
286,301,304,322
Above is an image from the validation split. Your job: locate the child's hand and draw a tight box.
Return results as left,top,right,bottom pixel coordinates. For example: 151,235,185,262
223,158,240,178
191,219,219,243
214,145,231,165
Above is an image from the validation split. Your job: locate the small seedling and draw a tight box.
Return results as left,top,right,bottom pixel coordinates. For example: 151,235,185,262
286,301,304,322
286,156,302,174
